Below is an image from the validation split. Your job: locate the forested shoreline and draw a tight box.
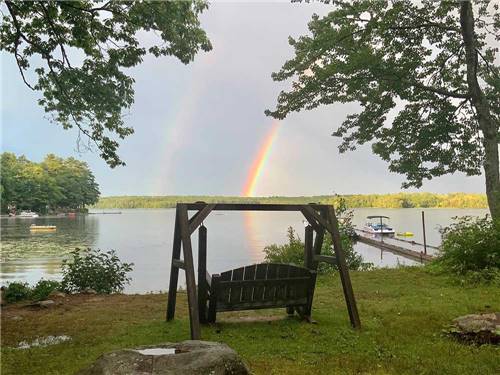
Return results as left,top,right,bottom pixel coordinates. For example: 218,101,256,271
93,192,487,209
1,153,100,214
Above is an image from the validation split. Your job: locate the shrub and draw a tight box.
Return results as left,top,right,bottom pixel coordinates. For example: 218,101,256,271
264,227,307,267
263,199,371,273
31,279,61,301
3,282,31,303
434,216,500,283
61,248,133,294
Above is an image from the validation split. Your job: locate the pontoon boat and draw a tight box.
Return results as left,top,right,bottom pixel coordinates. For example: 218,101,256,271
363,215,395,235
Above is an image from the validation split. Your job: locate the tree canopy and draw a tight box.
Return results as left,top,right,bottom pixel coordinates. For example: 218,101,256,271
0,153,100,213
1,0,211,167
266,0,500,219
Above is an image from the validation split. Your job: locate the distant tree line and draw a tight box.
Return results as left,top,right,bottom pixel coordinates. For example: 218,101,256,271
1,153,100,214
93,193,487,210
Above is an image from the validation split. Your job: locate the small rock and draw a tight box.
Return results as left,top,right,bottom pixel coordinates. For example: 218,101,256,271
82,288,97,294
48,291,66,298
11,316,23,321
17,335,71,349
39,300,55,308
448,312,500,345
87,297,105,303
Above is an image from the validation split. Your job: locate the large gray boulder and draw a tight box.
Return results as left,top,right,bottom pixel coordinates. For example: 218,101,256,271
77,340,250,375
449,312,500,345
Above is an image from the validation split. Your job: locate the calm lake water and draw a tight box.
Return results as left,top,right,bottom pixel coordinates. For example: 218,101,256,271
0,208,488,293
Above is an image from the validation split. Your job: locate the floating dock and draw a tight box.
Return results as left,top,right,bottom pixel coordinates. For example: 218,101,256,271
355,230,435,263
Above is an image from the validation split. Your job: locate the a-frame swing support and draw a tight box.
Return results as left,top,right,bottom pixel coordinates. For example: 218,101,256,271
166,203,360,340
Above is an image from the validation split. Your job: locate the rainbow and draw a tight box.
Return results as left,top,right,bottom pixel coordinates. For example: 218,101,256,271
242,120,280,197
155,55,212,194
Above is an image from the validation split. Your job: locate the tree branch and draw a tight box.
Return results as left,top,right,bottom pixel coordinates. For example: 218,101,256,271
388,23,459,32
412,81,470,99
39,2,72,68
476,48,499,79
5,1,35,90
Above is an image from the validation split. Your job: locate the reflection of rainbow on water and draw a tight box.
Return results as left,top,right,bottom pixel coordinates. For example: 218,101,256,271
242,211,266,262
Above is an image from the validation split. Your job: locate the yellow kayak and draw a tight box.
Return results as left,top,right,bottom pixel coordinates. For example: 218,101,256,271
396,231,414,237
30,225,57,231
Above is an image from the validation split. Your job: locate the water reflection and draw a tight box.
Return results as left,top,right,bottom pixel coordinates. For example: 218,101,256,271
1,216,98,284
242,211,262,262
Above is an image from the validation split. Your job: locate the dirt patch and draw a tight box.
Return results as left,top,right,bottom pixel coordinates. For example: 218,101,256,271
221,315,287,323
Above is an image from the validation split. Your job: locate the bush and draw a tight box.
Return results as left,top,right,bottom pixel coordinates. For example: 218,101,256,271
263,199,371,273
3,282,31,303
434,216,500,283
264,227,308,267
2,280,62,303
31,279,61,301
61,248,134,294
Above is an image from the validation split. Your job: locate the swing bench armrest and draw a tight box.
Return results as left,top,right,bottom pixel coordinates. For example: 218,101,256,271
314,255,337,265
205,271,212,288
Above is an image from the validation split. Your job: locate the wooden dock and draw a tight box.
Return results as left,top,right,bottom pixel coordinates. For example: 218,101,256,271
355,230,435,263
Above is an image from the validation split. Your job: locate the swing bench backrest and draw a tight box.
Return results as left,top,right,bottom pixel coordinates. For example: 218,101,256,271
205,263,316,322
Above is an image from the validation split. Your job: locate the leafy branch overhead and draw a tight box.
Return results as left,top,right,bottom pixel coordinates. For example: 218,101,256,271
266,0,499,218
1,0,212,167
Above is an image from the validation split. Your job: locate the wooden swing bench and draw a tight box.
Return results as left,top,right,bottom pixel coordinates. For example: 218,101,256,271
201,263,317,323
166,203,360,340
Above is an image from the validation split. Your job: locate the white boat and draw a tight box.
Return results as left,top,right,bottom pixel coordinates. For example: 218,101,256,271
18,211,39,218
363,215,395,235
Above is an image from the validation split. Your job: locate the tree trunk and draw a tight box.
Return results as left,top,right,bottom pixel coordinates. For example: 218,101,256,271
460,1,500,220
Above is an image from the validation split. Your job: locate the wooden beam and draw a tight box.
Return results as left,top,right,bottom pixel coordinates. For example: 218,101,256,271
312,226,325,270
198,225,208,323
300,208,323,232
326,206,361,329
314,255,336,265
185,203,327,211
166,209,182,321
207,274,220,323
178,204,201,339
304,225,314,270
302,205,330,231
172,259,185,270
189,204,215,235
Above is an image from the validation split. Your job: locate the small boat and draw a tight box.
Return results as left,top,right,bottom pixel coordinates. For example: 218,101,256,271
30,224,56,231
397,231,414,237
19,211,39,218
363,215,395,235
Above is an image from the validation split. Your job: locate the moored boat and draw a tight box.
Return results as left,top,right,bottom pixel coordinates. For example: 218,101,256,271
19,211,39,218
363,215,395,235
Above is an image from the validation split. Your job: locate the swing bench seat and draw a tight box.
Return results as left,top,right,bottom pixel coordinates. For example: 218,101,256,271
201,263,317,323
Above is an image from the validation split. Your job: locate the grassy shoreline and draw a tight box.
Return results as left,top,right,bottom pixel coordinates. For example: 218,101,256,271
2,268,498,374
93,193,488,210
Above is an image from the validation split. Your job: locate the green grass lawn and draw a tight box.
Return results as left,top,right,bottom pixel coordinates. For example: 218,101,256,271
2,267,499,374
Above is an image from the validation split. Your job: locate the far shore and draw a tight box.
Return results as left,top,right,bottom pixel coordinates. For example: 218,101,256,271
92,192,488,210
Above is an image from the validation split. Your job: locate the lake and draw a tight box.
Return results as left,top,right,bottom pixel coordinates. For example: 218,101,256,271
0,208,488,293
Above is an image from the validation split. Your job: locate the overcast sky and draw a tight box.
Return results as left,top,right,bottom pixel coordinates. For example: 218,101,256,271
1,2,485,197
